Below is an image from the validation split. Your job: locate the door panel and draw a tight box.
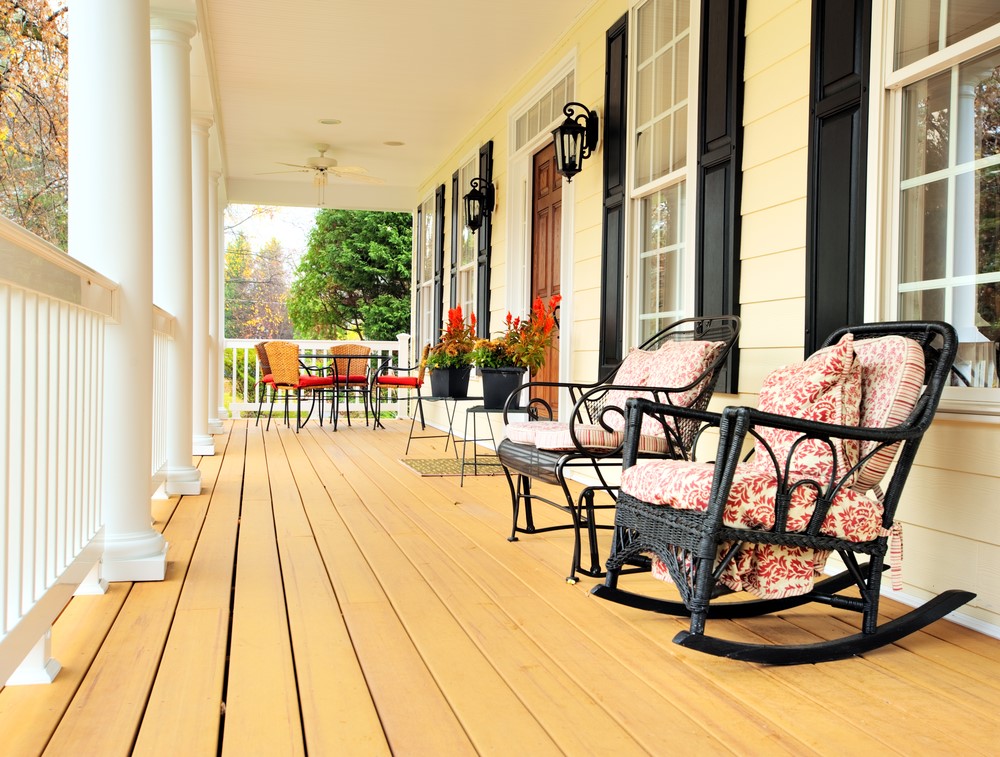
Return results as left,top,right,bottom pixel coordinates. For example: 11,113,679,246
531,142,562,417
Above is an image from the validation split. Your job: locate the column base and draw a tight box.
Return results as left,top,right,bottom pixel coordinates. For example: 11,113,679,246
218,405,230,420
193,434,216,456
208,417,225,434
102,530,168,582
74,561,109,596
165,464,202,495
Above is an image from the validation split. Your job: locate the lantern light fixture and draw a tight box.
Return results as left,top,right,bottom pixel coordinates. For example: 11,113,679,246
463,177,495,232
551,101,599,182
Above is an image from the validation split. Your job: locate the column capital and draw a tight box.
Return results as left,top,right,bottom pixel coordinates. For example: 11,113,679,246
149,11,196,43
192,113,214,134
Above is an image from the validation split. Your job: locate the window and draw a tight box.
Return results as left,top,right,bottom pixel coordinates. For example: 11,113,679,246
416,193,436,349
888,2,1000,390
630,0,693,341
456,158,478,321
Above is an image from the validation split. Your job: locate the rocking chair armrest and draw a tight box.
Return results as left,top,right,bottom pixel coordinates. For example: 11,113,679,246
620,396,726,468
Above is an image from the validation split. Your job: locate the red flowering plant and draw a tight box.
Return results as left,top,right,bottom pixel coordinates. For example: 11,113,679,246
425,306,478,369
470,294,561,374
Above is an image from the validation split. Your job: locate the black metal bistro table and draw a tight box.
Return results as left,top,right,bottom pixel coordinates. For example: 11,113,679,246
300,352,382,431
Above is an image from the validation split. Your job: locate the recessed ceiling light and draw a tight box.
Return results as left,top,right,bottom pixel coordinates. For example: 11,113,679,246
318,118,342,125
383,140,405,147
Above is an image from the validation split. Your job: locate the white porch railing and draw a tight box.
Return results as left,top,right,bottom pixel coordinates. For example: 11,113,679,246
0,217,117,685
224,335,411,421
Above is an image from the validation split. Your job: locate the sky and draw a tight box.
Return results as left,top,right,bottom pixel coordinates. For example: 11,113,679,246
224,204,318,265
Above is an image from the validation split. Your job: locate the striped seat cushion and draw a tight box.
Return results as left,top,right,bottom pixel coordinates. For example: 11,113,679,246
505,420,566,446
533,424,672,453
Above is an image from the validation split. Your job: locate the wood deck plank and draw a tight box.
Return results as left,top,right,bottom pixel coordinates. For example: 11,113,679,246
132,425,241,756
221,426,305,756
263,427,391,756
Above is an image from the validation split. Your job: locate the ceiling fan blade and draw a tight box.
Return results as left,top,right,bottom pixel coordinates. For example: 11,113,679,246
330,169,385,185
255,168,310,175
329,165,367,175
276,161,312,169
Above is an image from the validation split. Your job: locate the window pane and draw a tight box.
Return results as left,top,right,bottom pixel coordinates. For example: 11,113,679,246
637,0,654,62
900,178,948,282
899,287,945,320
947,2,1000,48
638,184,684,324
637,64,653,125
895,0,941,69
956,52,1000,163
975,166,1000,275
675,35,689,102
654,50,673,114
672,104,688,172
635,129,652,187
902,71,951,179
655,0,673,49
421,199,434,280
652,116,671,181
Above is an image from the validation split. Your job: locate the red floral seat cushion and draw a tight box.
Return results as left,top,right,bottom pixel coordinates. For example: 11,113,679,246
622,460,882,598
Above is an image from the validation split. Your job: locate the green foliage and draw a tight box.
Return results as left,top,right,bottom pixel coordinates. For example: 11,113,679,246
224,232,293,338
287,209,412,340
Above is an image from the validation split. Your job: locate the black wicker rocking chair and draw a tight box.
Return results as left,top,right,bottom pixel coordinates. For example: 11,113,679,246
592,321,976,664
497,315,740,583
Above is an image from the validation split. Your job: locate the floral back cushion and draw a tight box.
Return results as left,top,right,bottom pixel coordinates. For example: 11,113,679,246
749,334,863,483
604,340,725,437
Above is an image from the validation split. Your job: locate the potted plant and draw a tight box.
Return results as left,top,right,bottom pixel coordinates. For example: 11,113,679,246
425,306,477,397
472,294,561,408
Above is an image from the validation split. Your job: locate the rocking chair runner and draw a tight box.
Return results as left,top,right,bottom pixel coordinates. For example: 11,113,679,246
497,315,740,583
592,321,976,664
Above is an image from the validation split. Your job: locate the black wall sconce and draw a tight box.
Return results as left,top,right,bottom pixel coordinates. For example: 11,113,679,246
551,101,599,182
463,177,495,232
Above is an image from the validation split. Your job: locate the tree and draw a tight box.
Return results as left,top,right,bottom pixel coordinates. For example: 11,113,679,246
0,1,68,248
287,209,412,340
224,231,293,339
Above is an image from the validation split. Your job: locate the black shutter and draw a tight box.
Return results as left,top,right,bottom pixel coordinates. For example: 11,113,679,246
695,0,746,394
598,13,628,378
805,0,871,354
414,203,424,349
433,183,446,336
475,140,494,338
450,170,459,309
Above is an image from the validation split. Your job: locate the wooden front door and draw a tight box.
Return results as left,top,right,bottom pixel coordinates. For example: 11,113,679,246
531,142,562,417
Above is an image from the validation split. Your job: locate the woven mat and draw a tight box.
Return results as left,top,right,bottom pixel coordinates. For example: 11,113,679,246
399,456,504,477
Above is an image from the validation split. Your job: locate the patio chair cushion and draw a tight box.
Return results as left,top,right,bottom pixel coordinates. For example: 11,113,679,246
505,420,568,446
604,340,726,437
749,333,863,484
621,460,883,598
297,374,334,389
532,424,672,454
333,374,370,384
851,335,926,493
375,375,422,388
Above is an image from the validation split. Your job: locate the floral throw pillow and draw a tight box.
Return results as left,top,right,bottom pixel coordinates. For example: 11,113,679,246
750,333,862,484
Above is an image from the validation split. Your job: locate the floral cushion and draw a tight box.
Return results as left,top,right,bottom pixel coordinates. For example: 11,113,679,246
504,420,567,446
621,460,883,598
749,334,862,484
533,424,671,453
604,340,725,437
851,335,925,493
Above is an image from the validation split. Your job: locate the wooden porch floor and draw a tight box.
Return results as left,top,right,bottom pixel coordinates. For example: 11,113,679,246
1,418,999,756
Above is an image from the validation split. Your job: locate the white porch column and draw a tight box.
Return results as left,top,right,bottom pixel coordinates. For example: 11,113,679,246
151,12,202,493
217,191,229,422
191,116,216,453
68,0,167,581
208,171,225,433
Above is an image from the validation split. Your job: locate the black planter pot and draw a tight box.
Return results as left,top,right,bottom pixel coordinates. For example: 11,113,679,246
481,367,527,409
428,366,472,398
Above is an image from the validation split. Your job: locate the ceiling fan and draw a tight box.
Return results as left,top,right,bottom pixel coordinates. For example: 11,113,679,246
259,143,384,204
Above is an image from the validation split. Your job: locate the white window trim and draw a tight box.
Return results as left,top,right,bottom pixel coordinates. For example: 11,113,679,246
625,0,701,348
868,2,1000,417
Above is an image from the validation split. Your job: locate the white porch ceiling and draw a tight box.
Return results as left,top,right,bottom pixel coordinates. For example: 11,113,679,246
187,0,598,211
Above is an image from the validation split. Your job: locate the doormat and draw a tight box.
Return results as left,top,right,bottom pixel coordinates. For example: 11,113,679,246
399,457,504,477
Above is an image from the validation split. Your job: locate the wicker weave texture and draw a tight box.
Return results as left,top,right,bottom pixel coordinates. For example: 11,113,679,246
265,341,301,387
